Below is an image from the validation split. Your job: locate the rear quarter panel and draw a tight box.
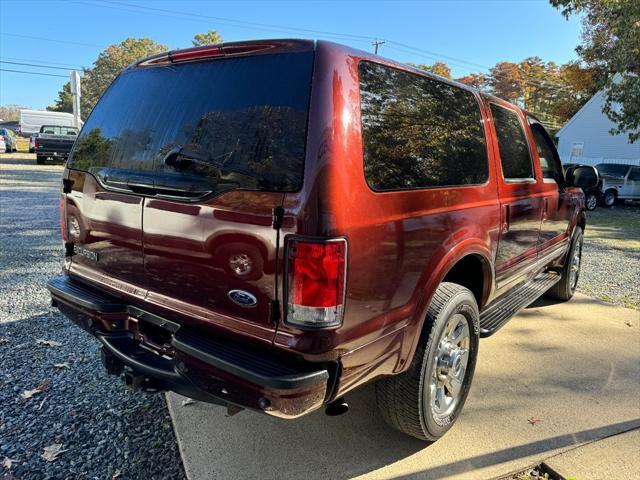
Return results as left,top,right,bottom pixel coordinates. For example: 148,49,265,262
275,42,501,392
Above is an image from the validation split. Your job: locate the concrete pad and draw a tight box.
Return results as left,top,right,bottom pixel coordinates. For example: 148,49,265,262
544,428,640,480
168,294,640,480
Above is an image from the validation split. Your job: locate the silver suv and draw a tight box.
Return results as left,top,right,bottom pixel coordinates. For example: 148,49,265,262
596,163,640,207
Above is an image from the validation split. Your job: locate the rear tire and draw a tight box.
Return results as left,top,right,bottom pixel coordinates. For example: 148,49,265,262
585,193,597,211
36,155,46,165
547,227,583,301
376,282,479,441
602,189,617,207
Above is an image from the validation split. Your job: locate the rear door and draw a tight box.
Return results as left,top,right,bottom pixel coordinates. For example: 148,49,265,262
488,101,545,292
623,167,640,198
528,120,575,250
64,139,147,297
127,49,313,341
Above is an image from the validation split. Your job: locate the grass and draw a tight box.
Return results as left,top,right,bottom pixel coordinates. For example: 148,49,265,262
585,203,640,252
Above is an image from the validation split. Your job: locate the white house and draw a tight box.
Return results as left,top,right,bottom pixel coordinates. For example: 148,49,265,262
556,85,639,167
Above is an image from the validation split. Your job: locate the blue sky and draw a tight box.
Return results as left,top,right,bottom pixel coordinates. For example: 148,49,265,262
0,0,582,110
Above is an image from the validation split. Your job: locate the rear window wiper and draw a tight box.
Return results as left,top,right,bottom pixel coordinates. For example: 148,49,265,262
161,145,236,171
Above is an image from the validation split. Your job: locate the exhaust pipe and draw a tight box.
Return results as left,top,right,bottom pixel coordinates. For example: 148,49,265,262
325,397,349,416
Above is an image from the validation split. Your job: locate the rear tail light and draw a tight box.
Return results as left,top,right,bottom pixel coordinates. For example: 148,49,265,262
59,195,68,243
34,137,40,148
285,238,347,328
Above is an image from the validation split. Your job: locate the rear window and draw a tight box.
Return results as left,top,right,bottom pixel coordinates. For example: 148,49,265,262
595,164,629,177
490,104,534,180
69,52,314,195
41,126,78,135
359,61,488,191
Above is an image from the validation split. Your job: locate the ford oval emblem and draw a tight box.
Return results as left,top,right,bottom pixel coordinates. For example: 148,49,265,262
227,289,258,308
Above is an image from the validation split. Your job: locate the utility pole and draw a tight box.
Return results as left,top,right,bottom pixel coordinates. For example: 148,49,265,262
372,39,385,55
70,70,81,128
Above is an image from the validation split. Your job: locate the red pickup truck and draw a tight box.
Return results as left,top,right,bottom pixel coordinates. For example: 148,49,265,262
48,39,598,441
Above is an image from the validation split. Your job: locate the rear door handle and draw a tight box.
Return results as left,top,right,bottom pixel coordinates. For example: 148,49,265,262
502,205,510,234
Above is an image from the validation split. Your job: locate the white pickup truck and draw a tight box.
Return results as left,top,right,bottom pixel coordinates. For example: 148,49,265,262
596,163,640,206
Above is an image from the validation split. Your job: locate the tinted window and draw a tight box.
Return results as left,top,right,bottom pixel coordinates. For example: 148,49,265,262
595,164,629,177
70,52,314,194
359,62,487,190
628,167,640,181
531,123,562,183
490,104,534,180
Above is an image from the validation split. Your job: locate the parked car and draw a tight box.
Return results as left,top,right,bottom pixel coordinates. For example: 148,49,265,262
35,125,78,164
0,127,17,152
47,39,597,442
19,109,80,136
595,163,640,206
29,133,38,153
563,163,601,210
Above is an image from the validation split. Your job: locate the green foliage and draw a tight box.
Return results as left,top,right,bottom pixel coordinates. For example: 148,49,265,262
192,30,223,46
47,82,73,113
49,37,168,120
550,0,640,142
81,38,168,116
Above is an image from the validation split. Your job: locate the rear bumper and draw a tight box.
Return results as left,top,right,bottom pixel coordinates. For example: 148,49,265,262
47,274,332,418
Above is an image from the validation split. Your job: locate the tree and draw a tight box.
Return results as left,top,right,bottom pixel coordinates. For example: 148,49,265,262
409,61,452,79
82,38,168,115
49,37,168,119
456,73,487,89
488,62,523,103
192,30,223,47
0,104,25,121
550,0,640,142
47,83,73,113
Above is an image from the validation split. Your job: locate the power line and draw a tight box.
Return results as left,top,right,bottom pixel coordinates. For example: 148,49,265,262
0,56,85,70
0,68,69,78
80,0,570,93
0,32,103,48
105,0,374,42
1,2,573,98
0,60,78,71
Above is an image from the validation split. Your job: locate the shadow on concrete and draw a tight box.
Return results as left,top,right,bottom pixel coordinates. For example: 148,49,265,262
393,420,640,480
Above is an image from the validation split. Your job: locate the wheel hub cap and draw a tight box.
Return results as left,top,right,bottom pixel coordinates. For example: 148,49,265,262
229,254,252,276
570,239,582,290
429,313,470,421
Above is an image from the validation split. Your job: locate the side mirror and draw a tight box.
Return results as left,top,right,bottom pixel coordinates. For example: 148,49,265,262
565,165,599,189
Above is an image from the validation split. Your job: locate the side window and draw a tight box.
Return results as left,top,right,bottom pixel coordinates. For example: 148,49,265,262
359,62,488,190
490,104,534,180
629,167,640,181
530,123,563,184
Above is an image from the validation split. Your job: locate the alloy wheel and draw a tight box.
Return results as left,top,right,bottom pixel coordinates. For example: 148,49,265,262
428,313,470,421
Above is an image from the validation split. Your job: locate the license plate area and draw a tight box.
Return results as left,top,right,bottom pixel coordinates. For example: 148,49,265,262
128,307,180,357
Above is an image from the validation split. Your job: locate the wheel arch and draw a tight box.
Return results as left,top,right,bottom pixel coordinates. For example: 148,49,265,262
398,241,494,374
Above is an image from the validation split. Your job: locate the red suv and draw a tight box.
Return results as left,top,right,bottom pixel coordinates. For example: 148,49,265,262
48,39,598,441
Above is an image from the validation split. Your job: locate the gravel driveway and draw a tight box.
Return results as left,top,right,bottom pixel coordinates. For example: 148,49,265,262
0,154,184,479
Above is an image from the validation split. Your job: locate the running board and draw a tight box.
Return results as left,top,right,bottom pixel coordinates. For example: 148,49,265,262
479,272,560,337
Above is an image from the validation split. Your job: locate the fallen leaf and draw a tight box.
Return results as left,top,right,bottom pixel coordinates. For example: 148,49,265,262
527,417,541,425
53,362,70,369
35,339,62,347
2,457,15,469
625,320,633,327
41,443,67,462
20,379,50,400
181,398,197,407
112,469,123,479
